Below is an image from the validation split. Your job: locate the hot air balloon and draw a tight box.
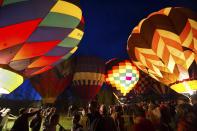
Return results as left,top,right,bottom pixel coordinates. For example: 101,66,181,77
97,85,116,105
132,71,152,96
0,0,84,94
105,58,139,102
132,71,177,100
152,82,172,96
127,7,197,94
1,79,41,101
72,56,105,101
30,59,73,104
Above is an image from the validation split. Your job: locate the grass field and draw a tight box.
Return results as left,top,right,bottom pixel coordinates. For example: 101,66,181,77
3,115,73,131
3,115,133,131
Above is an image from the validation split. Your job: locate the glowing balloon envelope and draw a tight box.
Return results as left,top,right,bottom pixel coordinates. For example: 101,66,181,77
72,56,105,100
0,0,84,94
106,59,139,96
30,65,73,104
127,7,197,94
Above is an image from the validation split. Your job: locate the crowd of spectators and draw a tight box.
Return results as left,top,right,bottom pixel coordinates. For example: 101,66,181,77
68,94,197,131
0,94,197,131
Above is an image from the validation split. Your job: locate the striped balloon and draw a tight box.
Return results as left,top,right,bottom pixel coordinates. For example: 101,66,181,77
127,7,197,93
0,0,84,94
72,56,105,100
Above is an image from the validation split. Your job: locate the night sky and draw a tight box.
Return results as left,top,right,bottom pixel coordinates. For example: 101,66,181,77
76,0,197,60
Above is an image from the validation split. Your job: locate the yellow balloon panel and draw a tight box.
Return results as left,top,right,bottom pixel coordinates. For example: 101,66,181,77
171,80,197,93
0,68,23,94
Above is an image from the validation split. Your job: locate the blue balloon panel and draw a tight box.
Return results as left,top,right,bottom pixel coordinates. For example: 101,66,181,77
1,79,41,100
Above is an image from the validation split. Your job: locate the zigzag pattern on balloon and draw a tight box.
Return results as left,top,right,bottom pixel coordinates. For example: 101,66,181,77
127,7,197,93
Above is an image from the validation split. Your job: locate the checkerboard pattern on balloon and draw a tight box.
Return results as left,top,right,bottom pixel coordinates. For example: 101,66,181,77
106,60,139,96
133,73,151,95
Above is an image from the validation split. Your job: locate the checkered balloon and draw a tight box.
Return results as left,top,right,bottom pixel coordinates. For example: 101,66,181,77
106,59,139,96
133,72,152,95
132,71,175,98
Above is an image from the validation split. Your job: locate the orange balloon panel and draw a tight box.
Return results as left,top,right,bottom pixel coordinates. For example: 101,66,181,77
127,7,197,93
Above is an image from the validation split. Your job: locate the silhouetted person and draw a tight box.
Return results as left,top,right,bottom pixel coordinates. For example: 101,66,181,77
159,105,173,131
43,107,56,131
72,113,83,131
68,105,78,116
176,103,197,131
86,100,101,131
30,110,42,131
45,113,60,131
11,108,40,131
96,104,117,131
0,108,10,130
132,106,155,131
111,106,124,131
177,96,189,105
